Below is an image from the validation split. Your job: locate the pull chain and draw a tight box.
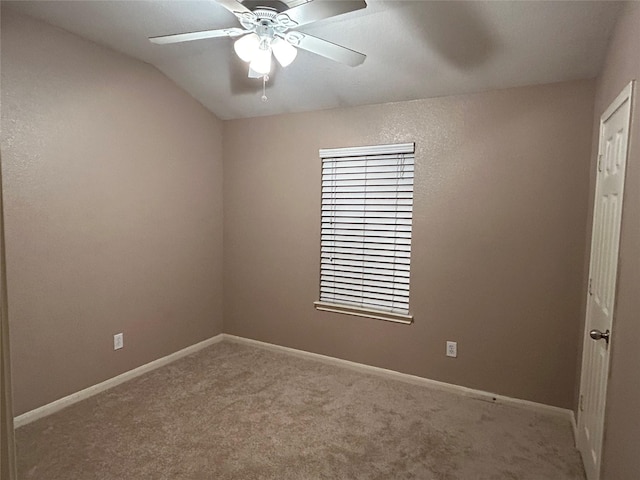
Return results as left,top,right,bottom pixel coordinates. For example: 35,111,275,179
261,75,269,102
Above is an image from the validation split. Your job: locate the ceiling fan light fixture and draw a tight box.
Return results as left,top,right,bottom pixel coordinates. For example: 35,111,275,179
150,0,368,89
271,37,297,67
250,45,272,75
234,33,260,62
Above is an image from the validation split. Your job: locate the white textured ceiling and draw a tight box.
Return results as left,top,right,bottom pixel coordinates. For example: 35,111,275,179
4,0,623,120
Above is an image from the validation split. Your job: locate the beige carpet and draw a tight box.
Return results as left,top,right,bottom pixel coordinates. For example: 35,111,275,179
16,341,585,479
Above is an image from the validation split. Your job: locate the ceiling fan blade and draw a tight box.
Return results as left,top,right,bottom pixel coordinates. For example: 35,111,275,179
149,27,245,45
290,33,366,66
278,0,367,28
215,0,254,17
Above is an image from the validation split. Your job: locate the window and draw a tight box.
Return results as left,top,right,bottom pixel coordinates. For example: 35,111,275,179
314,142,415,324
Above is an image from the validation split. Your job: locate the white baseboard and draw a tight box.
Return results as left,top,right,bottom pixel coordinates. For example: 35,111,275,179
15,332,575,428
223,334,575,421
14,334,225,428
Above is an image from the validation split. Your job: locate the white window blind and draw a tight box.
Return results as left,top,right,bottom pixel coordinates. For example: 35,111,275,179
314,142,415,324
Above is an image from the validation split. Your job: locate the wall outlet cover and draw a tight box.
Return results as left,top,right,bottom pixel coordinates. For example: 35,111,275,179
446,341,457,358
114,333,124,350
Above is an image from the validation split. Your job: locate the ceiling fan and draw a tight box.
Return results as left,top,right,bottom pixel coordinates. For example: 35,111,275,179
149,0,367,82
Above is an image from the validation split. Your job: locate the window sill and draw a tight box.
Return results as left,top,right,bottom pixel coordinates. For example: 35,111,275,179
314,301,413,325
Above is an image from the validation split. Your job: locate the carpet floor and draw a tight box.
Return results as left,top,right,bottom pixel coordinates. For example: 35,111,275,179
16,340,586,479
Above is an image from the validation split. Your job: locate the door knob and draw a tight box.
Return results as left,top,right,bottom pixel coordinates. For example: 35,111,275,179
589,329,610,344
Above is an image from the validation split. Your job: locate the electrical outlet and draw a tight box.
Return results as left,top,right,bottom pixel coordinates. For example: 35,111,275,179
114,333,124,350
446,341,457,358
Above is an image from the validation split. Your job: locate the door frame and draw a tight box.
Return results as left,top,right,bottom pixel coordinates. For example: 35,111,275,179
0,152,18,480
577,80,634,480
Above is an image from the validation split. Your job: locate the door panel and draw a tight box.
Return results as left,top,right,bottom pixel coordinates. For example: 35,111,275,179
577,82,633,480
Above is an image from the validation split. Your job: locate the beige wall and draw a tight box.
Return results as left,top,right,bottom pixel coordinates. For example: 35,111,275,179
223,80,595,409
0,10,225,415
587,3,640,479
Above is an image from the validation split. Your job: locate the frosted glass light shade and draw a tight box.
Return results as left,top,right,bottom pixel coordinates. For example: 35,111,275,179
234,33,260,62
271,37,297,67
250,46,272,75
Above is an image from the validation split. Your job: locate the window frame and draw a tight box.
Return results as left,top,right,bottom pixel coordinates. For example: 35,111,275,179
314,142,415,325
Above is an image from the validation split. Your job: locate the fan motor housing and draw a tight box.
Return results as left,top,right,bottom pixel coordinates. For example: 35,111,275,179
240,7,295,35
241,0,289,13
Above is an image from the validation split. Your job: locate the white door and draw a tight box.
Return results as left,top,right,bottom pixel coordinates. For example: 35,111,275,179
577,81,634,480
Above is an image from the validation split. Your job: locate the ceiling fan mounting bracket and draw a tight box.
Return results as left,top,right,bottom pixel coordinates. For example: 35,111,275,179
283,31,303,46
